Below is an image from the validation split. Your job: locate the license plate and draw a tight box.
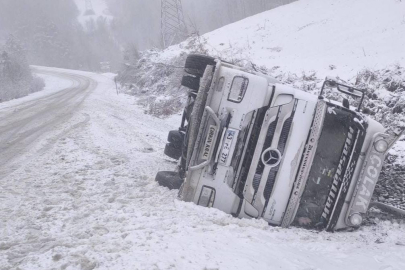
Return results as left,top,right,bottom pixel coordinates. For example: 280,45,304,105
201,125,217,160
219,129,236,165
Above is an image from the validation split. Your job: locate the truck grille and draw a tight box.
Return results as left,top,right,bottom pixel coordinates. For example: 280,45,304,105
249,100,297,213
235,107,268,197
263,115,294,201
278,116,293,154
253,120,277,192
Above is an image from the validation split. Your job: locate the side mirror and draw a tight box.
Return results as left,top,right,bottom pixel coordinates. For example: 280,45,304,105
319,78,366,112
337,84,363,98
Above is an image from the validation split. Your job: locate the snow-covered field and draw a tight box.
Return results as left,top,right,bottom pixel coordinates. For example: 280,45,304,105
1,67,404,270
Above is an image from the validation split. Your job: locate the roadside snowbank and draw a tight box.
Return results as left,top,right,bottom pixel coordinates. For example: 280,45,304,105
0,70,71,111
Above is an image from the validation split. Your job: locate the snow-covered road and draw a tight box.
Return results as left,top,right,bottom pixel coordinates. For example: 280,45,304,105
0,69,96,180
1,68,404,270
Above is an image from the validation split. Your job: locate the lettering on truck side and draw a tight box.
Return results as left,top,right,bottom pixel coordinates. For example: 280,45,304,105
355,154,382,211
201,126,216,160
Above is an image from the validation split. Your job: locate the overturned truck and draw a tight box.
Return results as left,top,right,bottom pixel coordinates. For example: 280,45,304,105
156,54,404,231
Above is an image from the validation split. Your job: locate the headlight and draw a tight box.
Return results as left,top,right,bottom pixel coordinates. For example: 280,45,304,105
349,213,363,226
374,139,388,153
228,76,249,103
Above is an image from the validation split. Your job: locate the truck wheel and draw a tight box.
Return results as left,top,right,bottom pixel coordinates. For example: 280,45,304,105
184,54,216,77
181,75,200,91
168,130,184,146
164,143,182,160
155,171,183,190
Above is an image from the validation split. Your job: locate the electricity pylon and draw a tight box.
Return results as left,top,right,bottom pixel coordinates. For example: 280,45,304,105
161,0,188,48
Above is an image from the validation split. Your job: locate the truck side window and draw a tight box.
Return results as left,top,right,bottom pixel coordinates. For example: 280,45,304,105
228,76,249,103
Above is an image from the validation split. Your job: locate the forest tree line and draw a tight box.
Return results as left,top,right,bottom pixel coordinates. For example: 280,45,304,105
0,0,295,70
106,0,295,50
0,0,120,101
0,35,44,102
0,0,120,71
0,0,294,101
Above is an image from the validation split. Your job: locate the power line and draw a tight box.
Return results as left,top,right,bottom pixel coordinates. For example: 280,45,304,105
161,0,188,48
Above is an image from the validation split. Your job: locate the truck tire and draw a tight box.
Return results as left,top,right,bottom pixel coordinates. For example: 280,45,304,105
164,143,182,160
185,54,216,77
168,130,184,146
181,75,200,91
155,171,183,190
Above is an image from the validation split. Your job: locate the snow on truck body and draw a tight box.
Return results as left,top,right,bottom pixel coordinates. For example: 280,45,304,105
157,55,403,231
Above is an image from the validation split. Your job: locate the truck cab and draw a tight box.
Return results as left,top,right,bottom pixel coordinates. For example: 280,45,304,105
156,54,403,231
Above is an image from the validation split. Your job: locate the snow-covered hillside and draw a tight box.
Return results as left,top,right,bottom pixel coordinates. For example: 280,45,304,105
127,0,405,117
162,0,405,79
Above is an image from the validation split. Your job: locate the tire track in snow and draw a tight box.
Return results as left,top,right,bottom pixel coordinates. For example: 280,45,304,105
0,70,97,180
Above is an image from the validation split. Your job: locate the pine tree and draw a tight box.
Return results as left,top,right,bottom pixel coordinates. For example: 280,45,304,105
0,35,35,101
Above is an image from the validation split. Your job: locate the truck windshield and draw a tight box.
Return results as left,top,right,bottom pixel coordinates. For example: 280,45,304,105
294,105,358,228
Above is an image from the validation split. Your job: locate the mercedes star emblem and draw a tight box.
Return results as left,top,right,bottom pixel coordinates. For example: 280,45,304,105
261,148,282,167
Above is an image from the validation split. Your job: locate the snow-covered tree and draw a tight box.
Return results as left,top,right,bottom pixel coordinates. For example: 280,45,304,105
0,0,121,71
0,35,43,102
